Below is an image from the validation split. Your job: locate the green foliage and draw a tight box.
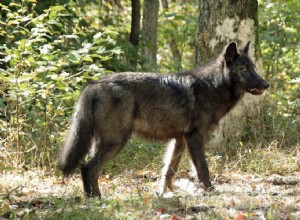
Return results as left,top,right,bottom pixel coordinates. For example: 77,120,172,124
158,2,198,72
0,4,299,219
0,0,298,171
0,1,121,167
105,139,164,174
259,0,300,146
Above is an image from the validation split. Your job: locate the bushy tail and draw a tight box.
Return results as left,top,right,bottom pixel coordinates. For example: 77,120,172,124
58,92,95,175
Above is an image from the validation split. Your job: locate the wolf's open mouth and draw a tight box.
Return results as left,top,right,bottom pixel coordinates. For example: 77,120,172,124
247,88,264,95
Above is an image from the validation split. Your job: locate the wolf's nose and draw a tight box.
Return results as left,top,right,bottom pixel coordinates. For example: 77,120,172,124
263,82,270,89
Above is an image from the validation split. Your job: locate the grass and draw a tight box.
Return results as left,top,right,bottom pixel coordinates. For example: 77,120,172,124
1,101,299,219
0,139,299,219
0,171,299,219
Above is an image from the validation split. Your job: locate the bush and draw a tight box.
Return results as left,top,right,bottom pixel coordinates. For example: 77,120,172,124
0,1,121,168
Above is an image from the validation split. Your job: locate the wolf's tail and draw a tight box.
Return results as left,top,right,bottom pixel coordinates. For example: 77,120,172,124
58,90,95,175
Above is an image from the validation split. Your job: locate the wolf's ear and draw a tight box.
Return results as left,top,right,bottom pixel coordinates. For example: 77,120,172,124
243,41,251,54
224,42,238,64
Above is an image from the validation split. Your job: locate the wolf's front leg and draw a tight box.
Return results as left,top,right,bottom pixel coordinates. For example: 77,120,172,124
159,138,186,194
186,130,214,190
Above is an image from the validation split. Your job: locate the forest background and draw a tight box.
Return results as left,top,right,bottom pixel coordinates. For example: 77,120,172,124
0,0,299,171
0,0,299,219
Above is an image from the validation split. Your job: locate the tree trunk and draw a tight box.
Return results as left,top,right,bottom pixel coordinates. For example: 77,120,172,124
141,0,159,70
195,0,262,148
129,0,141,69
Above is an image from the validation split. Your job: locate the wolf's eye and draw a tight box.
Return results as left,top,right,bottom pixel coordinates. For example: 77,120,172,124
241,67,248,72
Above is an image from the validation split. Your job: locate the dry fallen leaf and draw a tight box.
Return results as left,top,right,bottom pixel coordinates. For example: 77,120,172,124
156,208,167,215
235,213,246,220
250,183,257,190
144,195,150,205
230,199,236,207
171,214,179,220
0,201,10,216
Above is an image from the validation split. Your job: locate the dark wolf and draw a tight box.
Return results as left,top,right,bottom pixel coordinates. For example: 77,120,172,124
58,42,269,197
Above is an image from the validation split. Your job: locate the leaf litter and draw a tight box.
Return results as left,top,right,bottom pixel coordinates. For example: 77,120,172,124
0,169,299,219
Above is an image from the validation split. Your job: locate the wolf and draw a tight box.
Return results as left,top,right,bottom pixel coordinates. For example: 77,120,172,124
58,42,269,197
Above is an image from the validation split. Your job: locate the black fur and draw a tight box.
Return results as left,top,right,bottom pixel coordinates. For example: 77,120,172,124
58,42,269,197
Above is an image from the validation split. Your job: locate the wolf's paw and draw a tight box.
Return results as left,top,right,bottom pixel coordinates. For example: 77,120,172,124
158,177,174,196
206,185,215,192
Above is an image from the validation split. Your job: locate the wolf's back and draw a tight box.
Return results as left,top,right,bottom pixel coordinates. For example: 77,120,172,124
58,88,95,175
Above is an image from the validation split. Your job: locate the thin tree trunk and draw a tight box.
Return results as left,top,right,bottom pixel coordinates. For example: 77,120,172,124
129,0,141,69
141,0,159,70
195,0,261,148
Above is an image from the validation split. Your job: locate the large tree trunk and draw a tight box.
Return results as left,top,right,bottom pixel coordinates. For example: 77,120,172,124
129,0,141,69
195,0,262,148
141,0,159,70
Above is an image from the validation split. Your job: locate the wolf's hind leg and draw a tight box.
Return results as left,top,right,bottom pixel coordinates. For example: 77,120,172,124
160,138,186,194
81,134,130,197
81,148,102,197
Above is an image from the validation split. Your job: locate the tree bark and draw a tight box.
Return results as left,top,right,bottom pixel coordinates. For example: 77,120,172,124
141,0,159,70
195,0,262,148
129,0,141,69
196,0,259,63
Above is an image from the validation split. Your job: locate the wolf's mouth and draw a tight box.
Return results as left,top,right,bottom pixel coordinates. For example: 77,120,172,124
247,88,264,95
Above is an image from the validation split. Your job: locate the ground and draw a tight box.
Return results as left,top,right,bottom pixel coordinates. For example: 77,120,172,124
0,169,299,219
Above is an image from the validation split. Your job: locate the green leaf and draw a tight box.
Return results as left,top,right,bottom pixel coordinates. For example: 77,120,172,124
50,6,66,12
21,16,31,23
47,20,63,28
112,48,122,55
99,56,111,61
93,32,102,40
8,20,20,26
9,3,22,7
0,74,9,82
0,98,6,108
0,3,9,9
62,35,79,39
18,83,28,90
56,81,67,90
54,108,65,116
82,56,93,62
18,39,26,51
54,75,64,81
49,11,58,20
95,46,105,54
67,53,81,64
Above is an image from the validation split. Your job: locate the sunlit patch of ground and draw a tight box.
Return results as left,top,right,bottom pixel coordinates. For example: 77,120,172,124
0,169,299,219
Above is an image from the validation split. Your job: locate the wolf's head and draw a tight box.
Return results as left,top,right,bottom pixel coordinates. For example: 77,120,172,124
224,42,269,95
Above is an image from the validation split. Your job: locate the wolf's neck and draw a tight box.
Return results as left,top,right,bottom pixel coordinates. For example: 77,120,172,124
191,75,243,122
214,84,244,120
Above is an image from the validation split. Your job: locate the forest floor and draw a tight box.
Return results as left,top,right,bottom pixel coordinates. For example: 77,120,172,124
0,169,299,220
